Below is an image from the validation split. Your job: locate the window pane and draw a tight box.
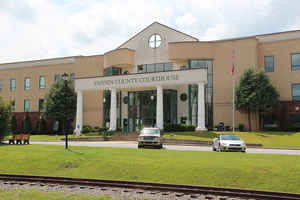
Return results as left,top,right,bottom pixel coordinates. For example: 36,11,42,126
164,63,173,71
54,74,60,82
10,79,16,91
70,73,75,80
25,77,31,90
292,54,300,70
156,63,164,72
11,100,15,112
147,64,155,72
290,114,300,128
39,99,44,112
24,100,30,112
40,76,45,89
292,84,300,100
264,56,274,72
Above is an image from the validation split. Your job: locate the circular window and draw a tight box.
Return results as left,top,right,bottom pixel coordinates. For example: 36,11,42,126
149,34,162,48
180,93,187,101
123,96,129,104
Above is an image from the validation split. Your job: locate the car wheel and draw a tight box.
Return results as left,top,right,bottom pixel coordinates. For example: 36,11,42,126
159,144,163,149
138,145,142,149
212,146,216,151
218,145,223,152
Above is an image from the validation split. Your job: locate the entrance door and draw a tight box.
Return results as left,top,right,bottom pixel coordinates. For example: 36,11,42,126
128,90,177,131
138,91,156,129
164,89,177,124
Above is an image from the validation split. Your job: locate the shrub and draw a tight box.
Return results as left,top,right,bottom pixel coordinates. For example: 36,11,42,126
82,125,93,133
23,112,32,134
225,126,231,131
238,123,245,132
164,123,195,132
11,115,18,134
279,104,288,131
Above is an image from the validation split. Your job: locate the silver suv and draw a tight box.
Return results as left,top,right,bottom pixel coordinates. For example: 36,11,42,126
138,128,163,149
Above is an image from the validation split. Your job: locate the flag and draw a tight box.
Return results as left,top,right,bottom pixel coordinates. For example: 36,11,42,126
232,50,235,75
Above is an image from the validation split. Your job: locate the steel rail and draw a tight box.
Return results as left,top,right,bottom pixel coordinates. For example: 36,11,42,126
0,174,299,200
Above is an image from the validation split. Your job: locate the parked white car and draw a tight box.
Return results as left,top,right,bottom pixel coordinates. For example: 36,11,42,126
212,134,246,152
138,128,163,149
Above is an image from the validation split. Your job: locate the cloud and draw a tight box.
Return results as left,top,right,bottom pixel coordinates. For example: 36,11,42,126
0,0,300,63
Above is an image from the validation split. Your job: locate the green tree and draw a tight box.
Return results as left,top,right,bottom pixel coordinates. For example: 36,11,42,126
42,79,76,134
235,68,257,131
0,96,11,141
254,70,280,130
235,68,279,131
23,112,32,134
11,115,18,134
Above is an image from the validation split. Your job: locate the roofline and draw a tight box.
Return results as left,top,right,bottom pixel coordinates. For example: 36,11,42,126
170,29,300,44
0,55,84,66
116,21,199,49
104,48,135,56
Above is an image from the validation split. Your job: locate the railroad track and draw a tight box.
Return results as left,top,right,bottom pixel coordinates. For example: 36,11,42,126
0,174,299,200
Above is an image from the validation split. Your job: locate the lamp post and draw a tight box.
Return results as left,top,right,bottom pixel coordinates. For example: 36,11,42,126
62,73,69,149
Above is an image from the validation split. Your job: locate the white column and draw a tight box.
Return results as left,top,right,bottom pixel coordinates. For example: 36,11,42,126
196,82,207,131
156,85,164,130
75,90,83,136
109,88,117,131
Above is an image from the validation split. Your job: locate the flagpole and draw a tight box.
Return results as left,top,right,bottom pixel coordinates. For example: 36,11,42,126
233,71,235,133
232,49,235,133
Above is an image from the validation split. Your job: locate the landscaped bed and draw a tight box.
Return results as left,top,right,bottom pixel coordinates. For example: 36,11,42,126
0,145,300,194
163,131,300,148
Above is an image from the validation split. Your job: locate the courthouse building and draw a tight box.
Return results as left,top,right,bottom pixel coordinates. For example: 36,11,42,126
1,22,300,132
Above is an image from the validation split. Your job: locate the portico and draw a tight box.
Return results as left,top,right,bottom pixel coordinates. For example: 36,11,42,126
74,68,207,134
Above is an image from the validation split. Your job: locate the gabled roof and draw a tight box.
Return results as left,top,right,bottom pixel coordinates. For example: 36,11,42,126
117,21,198,49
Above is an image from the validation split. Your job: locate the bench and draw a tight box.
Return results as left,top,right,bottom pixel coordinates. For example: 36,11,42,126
8,134,30,145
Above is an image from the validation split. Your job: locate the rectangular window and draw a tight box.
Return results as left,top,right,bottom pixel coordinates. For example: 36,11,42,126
264,56,274,72
24,77,31,90
39,99,44,112
10,79,16,91
156,63,164,72
70,73,75,80
292,54,300,70
292,84,300,100
54,74,60,82
24,99,30,112
164,62,173,71
39,76,46,89
146,64,155,72
0,80,2,92
137,62,173,73
11,100,15,112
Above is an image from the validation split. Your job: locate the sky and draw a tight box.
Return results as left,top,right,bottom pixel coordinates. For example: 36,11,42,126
0,0,300,63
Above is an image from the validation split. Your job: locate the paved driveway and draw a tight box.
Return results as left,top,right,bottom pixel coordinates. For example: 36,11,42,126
27,141,300,155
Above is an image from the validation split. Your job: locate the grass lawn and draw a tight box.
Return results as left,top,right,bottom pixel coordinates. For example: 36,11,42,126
0,189,115,200
0,145,300,194
163,131,300,148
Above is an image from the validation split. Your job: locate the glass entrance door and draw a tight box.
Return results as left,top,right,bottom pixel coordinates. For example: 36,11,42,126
164,89,177,124
128,89,177,131
138,91,156,129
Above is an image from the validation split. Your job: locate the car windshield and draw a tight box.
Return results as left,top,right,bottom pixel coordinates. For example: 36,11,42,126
141,129,160,134
220,135,241,140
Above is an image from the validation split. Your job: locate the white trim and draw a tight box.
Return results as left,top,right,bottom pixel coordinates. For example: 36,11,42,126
75,69,207,91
